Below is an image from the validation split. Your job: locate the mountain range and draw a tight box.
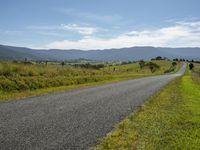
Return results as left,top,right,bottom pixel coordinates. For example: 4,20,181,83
0,44,200,61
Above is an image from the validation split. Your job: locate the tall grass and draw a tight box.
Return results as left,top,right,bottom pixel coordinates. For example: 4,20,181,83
191,63,200,83
0,60,179,100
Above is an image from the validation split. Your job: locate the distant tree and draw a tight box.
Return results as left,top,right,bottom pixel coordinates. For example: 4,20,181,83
172,62,177,67
173,58,179,61
23,58,28,64
146,62,160,73
149,66,154,73
95,64,105,70
163,57,168,60
155,56,162,60
189,63,194,70
86,63,90,68
61,61,65,67
121,61,128,65
139,60,145,69
23,58,32,64
12,60,18,64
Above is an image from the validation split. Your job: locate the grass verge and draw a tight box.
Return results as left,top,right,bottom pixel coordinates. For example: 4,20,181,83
0,61,181,102
0,60,180,102
93,69,200,149
0,74,152,102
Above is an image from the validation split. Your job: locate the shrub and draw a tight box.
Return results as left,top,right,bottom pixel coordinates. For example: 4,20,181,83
164,67,175,74
139,60,145,69
189,63,194,70
145,62,160,73
0,78,18,92
15,79,29,90
172,62,177,67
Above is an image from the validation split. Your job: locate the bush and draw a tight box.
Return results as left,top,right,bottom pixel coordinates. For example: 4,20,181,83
0,78,18,92
145,62,160,73
15,79,29,90
164,67,175,74
172,62,177,67
139,60,145,69
0,65,14,77
189,63,194,70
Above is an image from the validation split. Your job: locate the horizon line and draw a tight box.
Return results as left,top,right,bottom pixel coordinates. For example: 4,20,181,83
1,43,200,51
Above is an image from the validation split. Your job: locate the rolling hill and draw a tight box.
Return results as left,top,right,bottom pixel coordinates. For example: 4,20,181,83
0,44,200,61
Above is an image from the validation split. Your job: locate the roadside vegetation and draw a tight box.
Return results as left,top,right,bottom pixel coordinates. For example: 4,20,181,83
191,63,200,83
94,64,200,150
0,59,180,101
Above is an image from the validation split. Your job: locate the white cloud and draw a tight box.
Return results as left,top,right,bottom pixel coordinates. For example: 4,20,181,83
55,8,123,24
28,24,97,36
62,24,97,35
176,21,200,27
0,30,22,35
46,21,200,50
77,13,122,24
27,25,59,30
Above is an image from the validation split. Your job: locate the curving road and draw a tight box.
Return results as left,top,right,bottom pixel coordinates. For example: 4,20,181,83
0,64,186,150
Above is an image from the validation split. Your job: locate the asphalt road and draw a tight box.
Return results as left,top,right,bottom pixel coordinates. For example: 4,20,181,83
0,64,186,150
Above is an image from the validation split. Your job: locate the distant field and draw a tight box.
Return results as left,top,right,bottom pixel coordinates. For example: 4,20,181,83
94,63,200,150
103,60,178,75
0,60,180,101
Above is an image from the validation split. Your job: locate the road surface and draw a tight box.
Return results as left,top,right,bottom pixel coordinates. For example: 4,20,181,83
0,64,186,150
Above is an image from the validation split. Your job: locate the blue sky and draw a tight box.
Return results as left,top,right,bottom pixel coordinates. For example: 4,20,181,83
0,0,200,49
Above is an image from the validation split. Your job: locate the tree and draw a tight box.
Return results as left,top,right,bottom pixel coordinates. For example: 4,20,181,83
61,61,65,67
172,62,177,67
155,56,162,60
121,61,128,65
173,58,179,61
139,60,145,69
189,63,194,70
146,62,160,73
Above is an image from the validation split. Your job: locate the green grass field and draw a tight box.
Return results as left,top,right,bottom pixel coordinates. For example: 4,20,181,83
93,64,200,150
0,60,179,101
